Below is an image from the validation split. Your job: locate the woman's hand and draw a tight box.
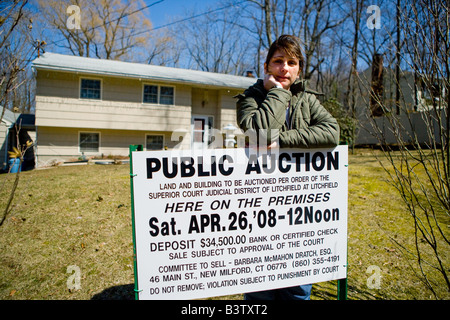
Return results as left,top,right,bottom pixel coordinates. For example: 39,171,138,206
263,73,283,91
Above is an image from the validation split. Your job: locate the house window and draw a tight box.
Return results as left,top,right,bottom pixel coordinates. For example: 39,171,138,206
160,86,174,105
146,135,164,150
80,79,101,100
143,84,174,105
143,85,158,104
79,132,99,153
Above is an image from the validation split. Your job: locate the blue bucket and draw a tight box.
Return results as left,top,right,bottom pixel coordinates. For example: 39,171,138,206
9,158,21,173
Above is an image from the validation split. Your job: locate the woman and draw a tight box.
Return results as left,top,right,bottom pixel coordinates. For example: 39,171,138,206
236,35,339,300
236,34,339,150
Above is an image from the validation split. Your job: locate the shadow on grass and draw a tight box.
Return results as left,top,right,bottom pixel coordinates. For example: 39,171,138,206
91,284,135,300
312,281,383,300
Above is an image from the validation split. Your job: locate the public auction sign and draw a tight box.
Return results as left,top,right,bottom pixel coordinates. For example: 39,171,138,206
130,146,348,300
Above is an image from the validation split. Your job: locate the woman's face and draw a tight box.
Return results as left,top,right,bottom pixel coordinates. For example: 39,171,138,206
264,49,300,89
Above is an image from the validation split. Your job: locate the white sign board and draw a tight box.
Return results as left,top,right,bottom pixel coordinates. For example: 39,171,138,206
131,146,348,300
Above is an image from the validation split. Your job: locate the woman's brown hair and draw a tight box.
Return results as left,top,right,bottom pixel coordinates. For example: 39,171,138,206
264,35,304,75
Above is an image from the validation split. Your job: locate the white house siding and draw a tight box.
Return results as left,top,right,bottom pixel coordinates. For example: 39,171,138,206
35,96,191,131
34,70,193,165
356,110,444,146
35,70,192,132
36,127,180,165
33,53,255,166
219,91,243,130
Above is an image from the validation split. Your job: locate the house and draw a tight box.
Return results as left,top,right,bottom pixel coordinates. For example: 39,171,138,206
32,53,255,167
0,106,36,172
0,107,17,170
354,64,447,146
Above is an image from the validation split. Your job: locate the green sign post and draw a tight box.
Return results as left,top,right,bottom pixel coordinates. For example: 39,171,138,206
129,144,143,300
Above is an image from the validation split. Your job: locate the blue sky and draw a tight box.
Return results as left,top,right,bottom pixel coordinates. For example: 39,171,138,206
145,0,220,29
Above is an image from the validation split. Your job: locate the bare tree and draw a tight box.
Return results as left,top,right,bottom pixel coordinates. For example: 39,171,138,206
238,0,347,81
37,0,152,61
0,0,36,226
297,0,348,80
356,0,397,67
341,0,363,151
0,0,35,116
172,4,253,75
145,30,181,67
358,0,449,298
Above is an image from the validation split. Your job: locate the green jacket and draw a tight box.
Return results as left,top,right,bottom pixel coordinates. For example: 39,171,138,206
236,79,340,148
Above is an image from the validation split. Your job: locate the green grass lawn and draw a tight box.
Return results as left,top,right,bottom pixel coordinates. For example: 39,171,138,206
0,149,448,300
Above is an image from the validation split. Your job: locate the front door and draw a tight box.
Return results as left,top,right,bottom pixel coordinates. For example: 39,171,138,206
191,116,212,149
